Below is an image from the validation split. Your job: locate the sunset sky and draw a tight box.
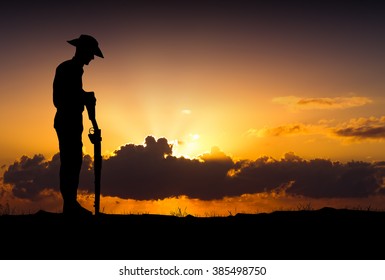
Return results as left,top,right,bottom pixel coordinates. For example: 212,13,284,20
1,0,385,216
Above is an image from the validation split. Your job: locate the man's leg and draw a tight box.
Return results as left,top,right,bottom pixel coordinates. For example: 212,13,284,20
56,128,89,215
59,143,82,212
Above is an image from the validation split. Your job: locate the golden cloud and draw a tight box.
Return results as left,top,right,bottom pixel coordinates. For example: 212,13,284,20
249,116,385,142
273,95,372,110
251,122,328,137
333,116,385,140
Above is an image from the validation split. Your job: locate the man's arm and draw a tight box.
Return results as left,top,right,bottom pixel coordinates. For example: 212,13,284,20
84,91,99,130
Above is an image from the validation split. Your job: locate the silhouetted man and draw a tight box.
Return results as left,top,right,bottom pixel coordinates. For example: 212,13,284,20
53,34,104,216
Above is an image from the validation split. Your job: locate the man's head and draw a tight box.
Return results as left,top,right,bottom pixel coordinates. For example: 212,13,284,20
67,34,104,65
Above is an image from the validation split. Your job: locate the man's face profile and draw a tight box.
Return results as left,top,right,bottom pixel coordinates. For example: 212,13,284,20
84,52,94,65
78,47,95,65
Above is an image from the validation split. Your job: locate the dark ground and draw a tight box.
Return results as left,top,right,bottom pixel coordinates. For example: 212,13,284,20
1,207,384,260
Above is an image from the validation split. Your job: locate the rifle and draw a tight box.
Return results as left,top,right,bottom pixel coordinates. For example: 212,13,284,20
85,92,102,216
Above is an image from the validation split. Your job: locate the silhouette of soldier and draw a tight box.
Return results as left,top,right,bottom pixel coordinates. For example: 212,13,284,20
53,34,104,216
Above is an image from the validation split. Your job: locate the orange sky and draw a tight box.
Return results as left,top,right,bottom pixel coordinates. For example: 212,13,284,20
1,0,385,215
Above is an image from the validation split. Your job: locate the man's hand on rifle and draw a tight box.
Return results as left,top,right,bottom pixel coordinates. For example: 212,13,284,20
88,127,102,144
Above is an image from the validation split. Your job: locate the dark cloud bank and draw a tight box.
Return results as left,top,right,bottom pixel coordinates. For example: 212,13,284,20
3,136,385,201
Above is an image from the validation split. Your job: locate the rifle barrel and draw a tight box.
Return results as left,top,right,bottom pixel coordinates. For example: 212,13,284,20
89,128,102,216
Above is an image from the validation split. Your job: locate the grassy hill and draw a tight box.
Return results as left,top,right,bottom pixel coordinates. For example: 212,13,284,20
1,207,384,260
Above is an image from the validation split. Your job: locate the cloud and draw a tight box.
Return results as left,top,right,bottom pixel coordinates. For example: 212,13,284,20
273,95,372,111
3,137,385,202
333,116,385,140
250,116,385,142
253,123,316,137
2,153,93,201
248,119,334,138
101,136,235,200
231,154,385,198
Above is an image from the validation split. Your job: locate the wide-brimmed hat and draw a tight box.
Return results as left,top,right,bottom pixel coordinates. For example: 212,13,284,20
67,34,104,58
